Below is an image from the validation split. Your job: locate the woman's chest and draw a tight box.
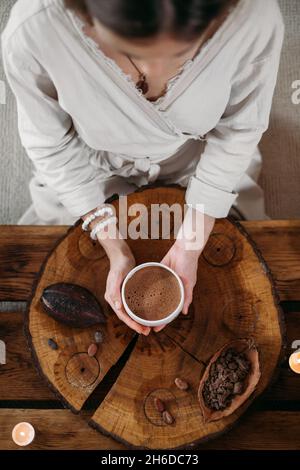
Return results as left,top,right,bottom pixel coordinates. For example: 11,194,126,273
49,13,235,151
81,25,199,102
55,56,232,152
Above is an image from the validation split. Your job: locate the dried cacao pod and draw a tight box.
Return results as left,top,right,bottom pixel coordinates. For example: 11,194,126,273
198,338,261,422
41,282,106,328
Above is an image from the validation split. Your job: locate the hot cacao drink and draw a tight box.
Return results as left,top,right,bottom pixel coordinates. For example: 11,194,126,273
124,266,182,321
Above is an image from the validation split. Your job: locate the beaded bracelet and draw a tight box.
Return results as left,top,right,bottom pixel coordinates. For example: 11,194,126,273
90,216,118,241
81,205,114,232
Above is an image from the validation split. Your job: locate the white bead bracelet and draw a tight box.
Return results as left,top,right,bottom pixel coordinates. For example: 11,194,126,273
90,216,118,240
82,205,114,232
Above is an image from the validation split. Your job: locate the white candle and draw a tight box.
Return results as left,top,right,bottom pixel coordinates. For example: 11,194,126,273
289,352,300,374
12,422,35,446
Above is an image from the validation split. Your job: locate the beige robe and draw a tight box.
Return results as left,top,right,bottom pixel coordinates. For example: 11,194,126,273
1,0,284,224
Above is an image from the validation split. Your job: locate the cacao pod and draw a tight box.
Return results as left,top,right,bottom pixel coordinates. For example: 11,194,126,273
40,282,106,328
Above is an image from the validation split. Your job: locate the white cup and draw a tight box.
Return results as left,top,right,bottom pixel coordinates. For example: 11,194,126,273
121,262,185,327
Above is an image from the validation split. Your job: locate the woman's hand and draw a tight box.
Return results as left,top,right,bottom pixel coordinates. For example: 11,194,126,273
82,208,151,336
104,246,150,336
101,233,151,335
153,208,215,333
162,240,199,311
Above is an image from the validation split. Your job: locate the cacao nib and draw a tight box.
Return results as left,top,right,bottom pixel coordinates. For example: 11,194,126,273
202,347,251,411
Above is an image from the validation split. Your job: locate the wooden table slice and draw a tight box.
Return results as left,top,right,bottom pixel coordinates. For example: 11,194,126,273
25,185,284,447
162,217,284,395
90,332,206,449
1,311,298,402
90,187,284,448
25,218,135,412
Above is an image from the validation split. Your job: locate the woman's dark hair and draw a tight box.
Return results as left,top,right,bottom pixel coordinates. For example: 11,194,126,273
64,0,236,40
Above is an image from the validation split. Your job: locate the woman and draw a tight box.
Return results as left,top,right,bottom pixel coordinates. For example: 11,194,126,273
2,0,284,335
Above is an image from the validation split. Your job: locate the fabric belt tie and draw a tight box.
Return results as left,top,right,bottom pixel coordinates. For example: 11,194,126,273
112,156,161,184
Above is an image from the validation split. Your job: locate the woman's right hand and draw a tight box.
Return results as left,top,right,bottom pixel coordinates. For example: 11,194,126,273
82,208,150,335
104,244,151,336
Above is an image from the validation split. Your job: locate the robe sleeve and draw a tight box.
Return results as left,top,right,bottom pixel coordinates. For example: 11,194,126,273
1,31,107,218
185,20,285,218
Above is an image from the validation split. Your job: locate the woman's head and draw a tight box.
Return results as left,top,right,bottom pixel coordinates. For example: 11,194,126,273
64,0,236,63
65,0,235,40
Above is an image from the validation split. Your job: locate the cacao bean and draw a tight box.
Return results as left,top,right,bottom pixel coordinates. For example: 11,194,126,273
41,282,106,328
94,330,104,343
233,382,244,395
88,343,98,357
174,377,189,391
154,397,165,413
162,410,175,425
48,338,58,350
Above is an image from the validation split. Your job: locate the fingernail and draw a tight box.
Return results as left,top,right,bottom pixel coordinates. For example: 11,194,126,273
114,300,121,309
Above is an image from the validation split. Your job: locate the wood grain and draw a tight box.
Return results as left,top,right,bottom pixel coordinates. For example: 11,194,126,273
25,222,136,412
23,186,283,449
0,311,299,402
1,186,299,451
1,221,300,302
243,220,300,301
0,226,63,301
0,311,53,400
0,409,299,450
0,409,125,450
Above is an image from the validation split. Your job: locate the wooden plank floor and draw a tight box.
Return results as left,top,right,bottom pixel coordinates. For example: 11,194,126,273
0,221,300,450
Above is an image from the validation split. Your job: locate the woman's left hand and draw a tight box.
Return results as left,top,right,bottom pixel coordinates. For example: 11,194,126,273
153,208,215,333
152,240,200,333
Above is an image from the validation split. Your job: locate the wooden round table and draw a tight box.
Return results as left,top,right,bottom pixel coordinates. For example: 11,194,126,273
25,186,284,449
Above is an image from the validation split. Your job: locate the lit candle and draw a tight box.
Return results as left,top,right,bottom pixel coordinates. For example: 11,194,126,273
289,351,300,374
12,422,35,446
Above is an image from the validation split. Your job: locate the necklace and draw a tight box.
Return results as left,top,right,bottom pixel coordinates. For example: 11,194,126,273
125,48,200,100
125,34,209,101
125,55,150,95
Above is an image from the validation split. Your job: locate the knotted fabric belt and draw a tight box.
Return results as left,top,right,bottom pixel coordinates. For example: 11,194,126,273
107,155,161,184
